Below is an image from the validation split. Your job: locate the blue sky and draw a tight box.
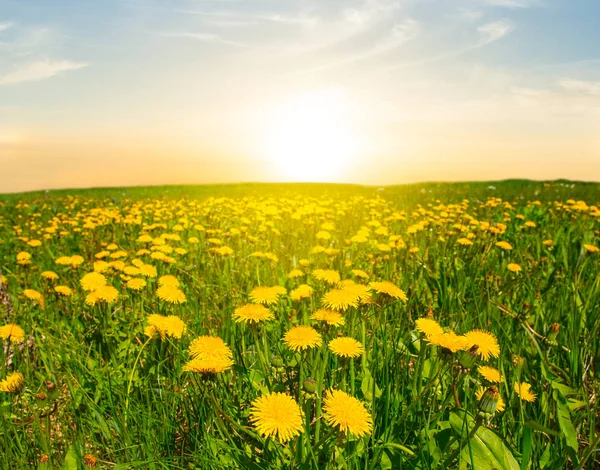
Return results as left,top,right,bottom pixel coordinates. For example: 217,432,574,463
0,0,599,191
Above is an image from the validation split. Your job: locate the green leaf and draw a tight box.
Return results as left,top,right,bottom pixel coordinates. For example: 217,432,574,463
450,411,519,470
520,426,532,470
361,369,382,401
554,391,578,453
62,445,78,470
524,420,558,436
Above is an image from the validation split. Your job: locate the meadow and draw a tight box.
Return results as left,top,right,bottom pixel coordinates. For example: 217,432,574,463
0,180,598,469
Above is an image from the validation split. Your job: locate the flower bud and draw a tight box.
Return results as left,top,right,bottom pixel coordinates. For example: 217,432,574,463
271,355,284,368
478,386,500,414
303,378,317,393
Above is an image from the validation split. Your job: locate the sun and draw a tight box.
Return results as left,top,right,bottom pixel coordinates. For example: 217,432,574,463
264,89,361,182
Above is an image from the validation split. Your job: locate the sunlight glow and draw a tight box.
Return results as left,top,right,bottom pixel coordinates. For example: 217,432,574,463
264,89,361,182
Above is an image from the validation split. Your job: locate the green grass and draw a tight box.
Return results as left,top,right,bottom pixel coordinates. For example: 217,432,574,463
0,180,598,469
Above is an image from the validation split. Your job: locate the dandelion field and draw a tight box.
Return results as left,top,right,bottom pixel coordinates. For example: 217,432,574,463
0,181,599,469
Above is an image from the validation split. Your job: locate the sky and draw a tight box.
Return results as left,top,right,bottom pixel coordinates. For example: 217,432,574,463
1,0,599,192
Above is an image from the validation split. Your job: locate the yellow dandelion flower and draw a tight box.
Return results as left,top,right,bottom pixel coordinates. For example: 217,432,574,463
0,324,25,343
323,389,373,437
158,275,179,287
584,244,599,253
23,289,43,302
514,382,536,402
429,332,468,353
290,284,313,301
249,392,303,443
351,269,369,279
55,256,72,265
145,314,186,339
322,289,360,311
339,281,371,301
313,269,341,285
80,272,107,292
0,372,25,393
85,292,100,306
507,263,522,272
415,318,444,338
183,356,233,374
156,285,186,304
250,286,285,305
283,326,322,351
233,304,275,324
95,285,119,303
188,335,232,360
139,264,157,277
41,271,59,280
369,281,407,301
543,239,553,247
126,278,146,290
496,241,513,250
458,238,473,246
54,285,73,296
475,387,506,412
328,337,364,358
478,365,502,383
288,268,304,278
310,309,345,327
464,330,500,360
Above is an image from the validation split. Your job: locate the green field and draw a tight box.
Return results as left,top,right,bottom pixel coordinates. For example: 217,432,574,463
0,180,599,469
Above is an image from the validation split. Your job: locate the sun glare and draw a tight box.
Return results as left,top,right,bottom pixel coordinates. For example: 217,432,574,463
265,89,361,182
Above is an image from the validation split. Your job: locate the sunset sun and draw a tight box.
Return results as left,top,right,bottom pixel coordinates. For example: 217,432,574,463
265,89,361,182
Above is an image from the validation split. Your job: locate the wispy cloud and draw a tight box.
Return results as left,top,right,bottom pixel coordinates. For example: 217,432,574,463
162,32,249,47
477,20,514,44
558,78,600,96
481,0,539,8
0,59,88,85
177,9,320,27
0,22,13,32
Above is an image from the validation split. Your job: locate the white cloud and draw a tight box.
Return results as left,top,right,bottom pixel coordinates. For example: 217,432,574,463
162,32,249,48
558,79,600,96
457,9,484,20
478,20,514,44
0,59,88,85
482,0,538,7
0,22,13,32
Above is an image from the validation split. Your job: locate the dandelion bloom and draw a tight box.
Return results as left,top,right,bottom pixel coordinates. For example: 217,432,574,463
158,275,179,287
323,389,373,437
139,264,157,277
233,304,274,324
415,318,443,338
507,263,522,272
457,238,473,246
313,269,341,285
145,314,186,339
476,387,506,412
156,285,186,304
429,332,468,353
0,372,25,393
188,335,232,360
329,337,364,358
41,271,59,280
478,366,502,383
85,292,100,306
369,281,407,301
126,278,146,290
583,244,599,253
182,356,233,374
250,286,286,305
83,454,98,468
284,326,322,351
543,239,553,247
54,285,73,296
23,289,43,306
310,309,345,327
514,382,536,402
351,269,369,279
90,285,117,303
288,269,304,279
290,284,313,301
0,324,25,343
322,289,360,311
495,241,513,250
339,281,371,302
80,272,107,292
249,392,303,443
464,330,500,360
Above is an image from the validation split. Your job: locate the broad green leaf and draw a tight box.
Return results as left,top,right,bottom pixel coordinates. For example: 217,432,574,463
554,390,578,452
520,426,532,470
62,445,78,470
450,410,519,470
